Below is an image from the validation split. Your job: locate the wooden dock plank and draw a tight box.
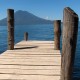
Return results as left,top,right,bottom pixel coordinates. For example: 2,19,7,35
0,41,61,80
0,74,60,80
0,65,60,69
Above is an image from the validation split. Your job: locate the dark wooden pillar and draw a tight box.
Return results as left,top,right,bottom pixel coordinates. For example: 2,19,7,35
24,32,28,41
54,20,61,50
7,9,14,50
61,7,79,80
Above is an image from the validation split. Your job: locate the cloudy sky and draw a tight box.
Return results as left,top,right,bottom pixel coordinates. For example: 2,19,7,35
0,0,80,20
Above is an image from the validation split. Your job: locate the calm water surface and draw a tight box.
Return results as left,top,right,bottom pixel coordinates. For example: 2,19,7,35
0,24,80,79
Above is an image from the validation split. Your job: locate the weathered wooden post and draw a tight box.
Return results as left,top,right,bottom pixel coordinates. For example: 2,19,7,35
24,32,28,41
54,20,61,50
61,7,79,80
7,9,14,50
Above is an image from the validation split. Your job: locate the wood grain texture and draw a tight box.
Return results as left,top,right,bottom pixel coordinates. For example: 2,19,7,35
61,7,79,80
54,20,61,50
7,9,14,50
0,41,61,80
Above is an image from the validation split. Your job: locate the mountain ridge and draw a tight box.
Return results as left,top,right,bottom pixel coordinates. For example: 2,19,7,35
0,10,53,26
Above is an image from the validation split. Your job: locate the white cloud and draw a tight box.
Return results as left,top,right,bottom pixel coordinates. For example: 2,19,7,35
45,16,49,20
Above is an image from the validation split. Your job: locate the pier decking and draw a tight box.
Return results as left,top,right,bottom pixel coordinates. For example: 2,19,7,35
0,41,61,80
0,7,79,80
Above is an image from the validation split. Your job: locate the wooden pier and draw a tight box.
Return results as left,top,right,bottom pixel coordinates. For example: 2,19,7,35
0,41,61,80
0,7,79,80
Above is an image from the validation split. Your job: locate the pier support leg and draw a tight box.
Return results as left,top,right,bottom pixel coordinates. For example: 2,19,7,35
24,32,28,41
54,20,61,50
61,7,79,80
7,9,14,50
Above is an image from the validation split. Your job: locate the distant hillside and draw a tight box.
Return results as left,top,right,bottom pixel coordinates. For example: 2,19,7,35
0,10,53,25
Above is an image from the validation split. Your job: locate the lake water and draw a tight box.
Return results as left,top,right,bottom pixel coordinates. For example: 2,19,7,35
0,24,80,79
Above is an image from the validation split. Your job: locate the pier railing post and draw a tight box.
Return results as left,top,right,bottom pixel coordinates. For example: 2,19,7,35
7,9,14,50
24,32,28,41
54,20,61,50
61,7,79,80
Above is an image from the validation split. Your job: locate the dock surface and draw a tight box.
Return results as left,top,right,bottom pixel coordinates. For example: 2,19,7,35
0,41,61,80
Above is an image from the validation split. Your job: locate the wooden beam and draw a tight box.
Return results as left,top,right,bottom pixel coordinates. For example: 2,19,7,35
61,7,79,80
54,20,61,50
24,32,28,41
7,9,14,50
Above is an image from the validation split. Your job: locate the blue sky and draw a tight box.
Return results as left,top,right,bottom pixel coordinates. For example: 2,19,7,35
0,0,80,20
